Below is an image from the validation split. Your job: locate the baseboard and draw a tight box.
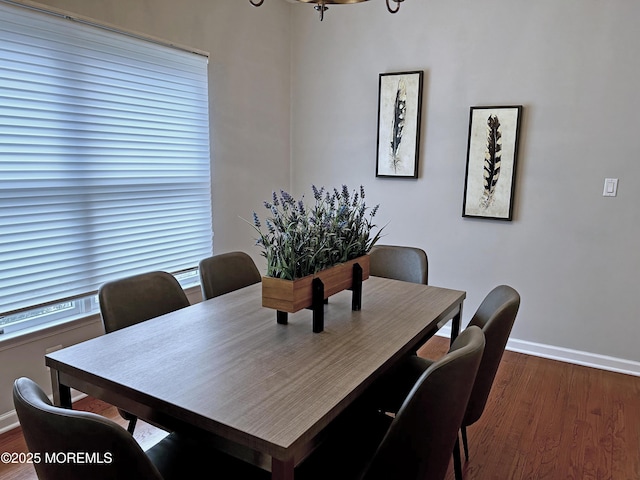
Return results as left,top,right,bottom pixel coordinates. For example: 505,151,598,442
436,326,640,377
0,409,18,436
0,391,87,435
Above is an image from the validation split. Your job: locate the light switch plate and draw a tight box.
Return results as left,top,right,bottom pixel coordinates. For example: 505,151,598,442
603,178,618,197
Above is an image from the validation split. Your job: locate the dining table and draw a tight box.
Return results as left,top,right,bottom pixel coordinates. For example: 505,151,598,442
45,276,465,480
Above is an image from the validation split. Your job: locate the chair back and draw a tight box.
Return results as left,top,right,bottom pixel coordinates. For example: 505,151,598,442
362,326,485,480
198,251,261,300
463,285,520,427
369,245,428,284
13,377,163,480
98,271,190,333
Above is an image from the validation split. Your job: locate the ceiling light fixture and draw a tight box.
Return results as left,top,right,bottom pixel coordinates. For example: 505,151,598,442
249,0,405,22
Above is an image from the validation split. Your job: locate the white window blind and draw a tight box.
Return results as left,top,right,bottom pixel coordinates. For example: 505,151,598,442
0,2,213,316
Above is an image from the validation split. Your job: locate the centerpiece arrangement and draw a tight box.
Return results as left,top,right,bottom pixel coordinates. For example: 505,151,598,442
248,184,383,331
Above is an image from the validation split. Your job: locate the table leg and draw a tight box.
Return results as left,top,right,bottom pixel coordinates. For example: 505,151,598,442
450,302,463,346
49,368,72,408
271,457,294,480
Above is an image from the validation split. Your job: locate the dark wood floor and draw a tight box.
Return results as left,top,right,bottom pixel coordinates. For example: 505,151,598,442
418,337,640,480
1,336,639,479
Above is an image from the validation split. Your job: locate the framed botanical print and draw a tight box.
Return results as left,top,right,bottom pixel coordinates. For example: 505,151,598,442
375,71,424,178
462,105,523,220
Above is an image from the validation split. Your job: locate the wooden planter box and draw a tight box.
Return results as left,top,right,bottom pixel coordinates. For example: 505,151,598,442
262,255,370,314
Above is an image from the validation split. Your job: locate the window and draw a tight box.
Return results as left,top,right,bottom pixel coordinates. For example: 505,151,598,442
0,2,212,334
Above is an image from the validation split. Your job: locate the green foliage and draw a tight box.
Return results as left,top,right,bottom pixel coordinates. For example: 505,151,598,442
248,185,383,280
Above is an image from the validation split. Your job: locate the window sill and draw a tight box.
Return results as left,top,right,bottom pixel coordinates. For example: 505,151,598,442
0,285,202,352
0,313,103,352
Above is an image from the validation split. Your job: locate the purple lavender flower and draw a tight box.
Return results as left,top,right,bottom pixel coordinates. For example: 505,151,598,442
312,185,324,201
249,184,382,280
280,190,294,205
266,219,275,234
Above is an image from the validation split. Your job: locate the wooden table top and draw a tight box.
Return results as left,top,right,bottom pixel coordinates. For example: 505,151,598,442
46,276,465,465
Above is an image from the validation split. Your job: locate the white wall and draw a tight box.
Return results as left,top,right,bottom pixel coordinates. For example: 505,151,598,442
289,1,640,366
0,0,291,429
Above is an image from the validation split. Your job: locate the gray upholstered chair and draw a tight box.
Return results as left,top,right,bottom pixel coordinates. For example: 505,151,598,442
198,251,261,300
98,271,190,433
366,325,485,480
370,244,431,347
458,285,520,471
13,377,228,480
374,285,520,480
369,244,428,285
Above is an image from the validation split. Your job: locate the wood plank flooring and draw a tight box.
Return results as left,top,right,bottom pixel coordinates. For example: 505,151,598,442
416,337,640,480
1,335,639,479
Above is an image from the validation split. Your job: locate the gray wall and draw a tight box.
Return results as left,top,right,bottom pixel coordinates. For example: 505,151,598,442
289,0,640,365
2,0,639,431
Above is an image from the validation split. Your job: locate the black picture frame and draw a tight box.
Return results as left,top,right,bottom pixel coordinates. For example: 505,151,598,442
375,71,424,178
462,105,523,220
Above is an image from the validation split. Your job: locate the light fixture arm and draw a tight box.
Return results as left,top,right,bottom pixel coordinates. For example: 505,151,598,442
314,1,328,21
250,1,405,19
386,0,403,14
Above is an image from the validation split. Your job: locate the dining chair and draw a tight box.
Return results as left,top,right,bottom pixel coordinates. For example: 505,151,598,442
192,325,485,480
13,376,233,480
369,244,432,349
374,284,520,480
369,244,428,285
356,325,484,480
458,285,520,472
198,251,262,300
98,271,190,434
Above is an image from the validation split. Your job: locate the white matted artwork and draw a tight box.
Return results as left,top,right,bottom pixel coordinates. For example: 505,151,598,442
375,71,423,178
462,105,522,220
